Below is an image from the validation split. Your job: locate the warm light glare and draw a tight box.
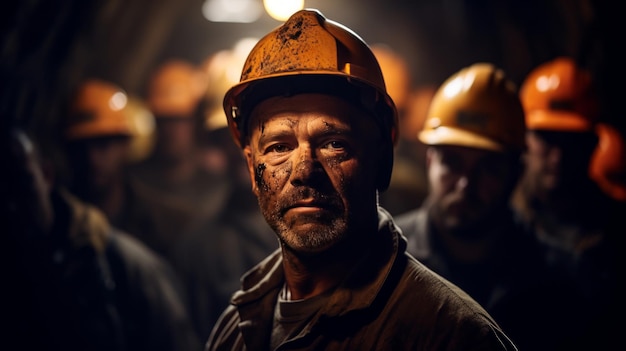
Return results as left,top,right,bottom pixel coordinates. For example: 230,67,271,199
536,74,559,92
264,0,305,21
229,38,258,82
203,0,262,23
109,92,127,111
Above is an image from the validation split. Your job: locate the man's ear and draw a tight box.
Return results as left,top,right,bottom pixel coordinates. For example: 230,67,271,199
243,146,259,196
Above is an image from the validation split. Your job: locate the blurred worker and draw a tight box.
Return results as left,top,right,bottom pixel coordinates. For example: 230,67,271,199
513,57,625,348
394,63,587,351
130,59,228,224
62,79,194,265
171,46,277,341
372,44,432,215
1,126,200,351
206,10,517,351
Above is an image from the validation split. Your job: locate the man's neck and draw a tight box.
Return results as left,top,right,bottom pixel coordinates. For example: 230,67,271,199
280,234,371,300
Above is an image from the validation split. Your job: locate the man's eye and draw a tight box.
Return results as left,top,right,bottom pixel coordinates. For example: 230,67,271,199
324,140,345,150
266,143,291,153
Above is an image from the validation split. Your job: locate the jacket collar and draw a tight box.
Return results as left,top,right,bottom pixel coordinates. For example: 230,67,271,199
232,207,406,317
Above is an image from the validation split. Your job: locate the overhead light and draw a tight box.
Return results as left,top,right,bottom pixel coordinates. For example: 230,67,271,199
263,0,305,21
202,0,263,23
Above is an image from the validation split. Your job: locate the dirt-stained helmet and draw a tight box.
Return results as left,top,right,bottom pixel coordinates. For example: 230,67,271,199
147,59,204,118
223,9,398,190
223,9,398,150
520,57,600,131
65,79,132,140
419,63,526,152
589,123,626,201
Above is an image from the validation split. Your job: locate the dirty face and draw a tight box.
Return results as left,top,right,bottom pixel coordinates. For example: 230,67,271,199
244,93,381,254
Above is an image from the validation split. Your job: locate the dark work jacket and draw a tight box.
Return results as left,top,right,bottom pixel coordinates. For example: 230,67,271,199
206,208,517,351
4,189,200,351
172,191,278,343
394,207,598,351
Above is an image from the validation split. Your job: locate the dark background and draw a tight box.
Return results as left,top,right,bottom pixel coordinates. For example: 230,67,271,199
1,0,623,146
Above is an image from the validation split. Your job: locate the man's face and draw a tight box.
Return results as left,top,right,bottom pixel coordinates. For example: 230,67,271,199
426,145,519,238
243,93,382,254
524,130,598,197
67,136,130,192
154,118,195,160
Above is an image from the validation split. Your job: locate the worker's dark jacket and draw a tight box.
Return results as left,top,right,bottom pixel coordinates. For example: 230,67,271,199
206,208,517,351
394,206,602,351
5,189,200,351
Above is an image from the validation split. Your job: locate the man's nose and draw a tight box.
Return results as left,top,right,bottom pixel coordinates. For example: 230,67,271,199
290,145,321,186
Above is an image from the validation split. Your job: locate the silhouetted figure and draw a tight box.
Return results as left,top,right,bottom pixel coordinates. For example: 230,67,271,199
62,79,196,265
513,57,625,349
1,127,200,351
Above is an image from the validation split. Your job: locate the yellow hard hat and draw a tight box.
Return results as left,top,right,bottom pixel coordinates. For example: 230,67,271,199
520,57,600,131
419,63,526,152
147,59,204,118
65,79,132,140
223,8,398,150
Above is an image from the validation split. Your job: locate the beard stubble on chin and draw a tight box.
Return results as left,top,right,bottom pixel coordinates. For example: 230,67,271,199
260,186,349,254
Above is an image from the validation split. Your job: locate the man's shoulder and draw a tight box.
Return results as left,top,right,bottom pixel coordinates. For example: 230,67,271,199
392,207,426,233
399,256,493,316
106,229,178,278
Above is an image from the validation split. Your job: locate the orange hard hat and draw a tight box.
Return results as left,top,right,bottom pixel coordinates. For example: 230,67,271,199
223,8,398,150
419,63,526,152
65,79,133,140
589,123,626,201
520,57,600,131
147,59,204,118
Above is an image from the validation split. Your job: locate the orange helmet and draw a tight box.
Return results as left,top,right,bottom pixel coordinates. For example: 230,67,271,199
520,57,600,131
589,123,626,201
147,59,204,118
223,9,398,150
419,63,526,152
65,79,133,140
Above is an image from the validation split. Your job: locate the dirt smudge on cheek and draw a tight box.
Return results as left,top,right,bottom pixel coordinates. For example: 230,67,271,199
255,163,268,192
273,161,291,190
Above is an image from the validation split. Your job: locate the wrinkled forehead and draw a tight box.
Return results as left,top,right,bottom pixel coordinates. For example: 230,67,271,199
248,93,380,137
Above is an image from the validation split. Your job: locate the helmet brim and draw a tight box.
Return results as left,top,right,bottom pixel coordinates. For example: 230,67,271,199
525,110,594,131
418,126,506,152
